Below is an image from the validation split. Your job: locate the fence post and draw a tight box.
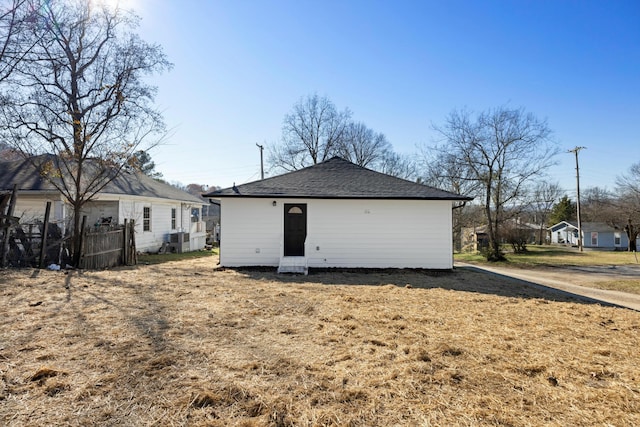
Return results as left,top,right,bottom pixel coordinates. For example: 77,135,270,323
130,219,137,265
78,215,87,268
123,219,129,266
38,202,52,268
1,184,18,268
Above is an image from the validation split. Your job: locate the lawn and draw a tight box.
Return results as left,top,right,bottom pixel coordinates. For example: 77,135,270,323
456,246,640,295
455,245,640,267
137,247,219,264
1,256,639,426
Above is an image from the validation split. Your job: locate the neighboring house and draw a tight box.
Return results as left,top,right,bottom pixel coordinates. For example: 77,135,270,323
203,157,472,272
461,226,489,252
549,221,579,245
461,220,540,253
0,156,206,253
548,221,637,250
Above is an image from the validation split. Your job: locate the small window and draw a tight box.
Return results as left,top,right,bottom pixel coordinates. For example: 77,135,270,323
171,208,176,230
288,206,303,214
614,232,621,246
591,232,598,247
143,206,151,231
191,207,200,223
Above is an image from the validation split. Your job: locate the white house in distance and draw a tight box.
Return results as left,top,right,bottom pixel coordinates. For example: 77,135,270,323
203,157,472,272
0,156,206,253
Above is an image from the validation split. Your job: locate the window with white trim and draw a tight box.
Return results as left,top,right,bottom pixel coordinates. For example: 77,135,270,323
143,206,151,231
614,232,621,246
591,232,598,247
171,208,176,230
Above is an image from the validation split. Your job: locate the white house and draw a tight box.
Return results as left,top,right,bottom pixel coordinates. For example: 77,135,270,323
0,156,206,253
203,157,472,272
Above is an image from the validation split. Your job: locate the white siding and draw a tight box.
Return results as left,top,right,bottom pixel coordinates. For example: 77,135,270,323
220,198,283,266
131,201,177,252
83,201,119,226
120,201,206,253
12,194,65,223
220,198,454,269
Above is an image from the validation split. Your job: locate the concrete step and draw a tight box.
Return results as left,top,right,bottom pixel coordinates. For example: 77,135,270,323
277,257,308,275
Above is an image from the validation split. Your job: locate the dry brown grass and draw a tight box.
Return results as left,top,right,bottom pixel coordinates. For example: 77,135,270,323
1,257,639,426
589,279,640,295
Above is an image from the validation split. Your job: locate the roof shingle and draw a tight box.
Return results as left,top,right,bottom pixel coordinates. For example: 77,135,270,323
0,155,203,204
204,157,472,201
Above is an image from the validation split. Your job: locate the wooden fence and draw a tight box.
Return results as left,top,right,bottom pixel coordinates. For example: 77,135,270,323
1,210,137,269
1,188,138,269
80,219,136,269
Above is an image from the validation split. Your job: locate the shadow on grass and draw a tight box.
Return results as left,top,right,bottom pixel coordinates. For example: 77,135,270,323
138,250,217,265
64,269,171,352
513,248,584,257
229,266,621,308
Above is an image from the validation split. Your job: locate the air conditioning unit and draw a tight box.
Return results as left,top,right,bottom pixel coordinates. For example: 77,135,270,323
169,232,190,253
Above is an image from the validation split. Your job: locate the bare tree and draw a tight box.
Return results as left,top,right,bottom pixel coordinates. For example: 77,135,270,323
0,0,38,84
377,150,417,180
421,148,482,201
530,181,563,244
185,183,207,198
581,187,615,223
269,94,351,171
420,148,481,251
433,106,557,261
337,121,390,168
1,0,171,265
616,162,640,251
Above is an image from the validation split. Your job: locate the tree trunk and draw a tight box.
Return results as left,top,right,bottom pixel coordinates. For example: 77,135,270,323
484,207,505,261
625,221,637,252
538,224,545,245
71,206,83,267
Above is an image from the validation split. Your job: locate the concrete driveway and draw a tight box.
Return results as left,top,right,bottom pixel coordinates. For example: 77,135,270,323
455,262,640,311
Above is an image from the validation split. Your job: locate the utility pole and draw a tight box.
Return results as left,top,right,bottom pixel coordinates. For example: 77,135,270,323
569,146,586,252
256,143,264,180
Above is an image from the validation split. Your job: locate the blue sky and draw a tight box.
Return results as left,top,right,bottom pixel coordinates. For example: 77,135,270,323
131,0,639,195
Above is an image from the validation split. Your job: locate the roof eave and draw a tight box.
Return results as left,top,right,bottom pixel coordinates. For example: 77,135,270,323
206,194,473,201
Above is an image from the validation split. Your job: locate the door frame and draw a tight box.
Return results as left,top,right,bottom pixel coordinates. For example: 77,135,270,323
283,203,307,257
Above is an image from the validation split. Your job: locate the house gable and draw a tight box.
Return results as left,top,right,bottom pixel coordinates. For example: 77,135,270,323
548,221,577,233
204,157,471,201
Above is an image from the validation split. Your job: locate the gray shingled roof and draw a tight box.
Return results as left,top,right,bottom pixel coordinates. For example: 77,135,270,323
204,157,472,200
0,155,202,204
549,221,623,233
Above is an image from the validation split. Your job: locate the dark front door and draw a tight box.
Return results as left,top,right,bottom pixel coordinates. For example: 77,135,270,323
284,204,307,256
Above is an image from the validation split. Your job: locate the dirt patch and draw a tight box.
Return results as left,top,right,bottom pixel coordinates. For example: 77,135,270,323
1,257,639,426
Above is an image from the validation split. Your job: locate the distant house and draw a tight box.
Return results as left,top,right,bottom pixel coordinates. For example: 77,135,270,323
461,226,489,252
0,156,206,253
203,157,472,272
461,219,540,253
549,221,578,245
548,221,637,250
